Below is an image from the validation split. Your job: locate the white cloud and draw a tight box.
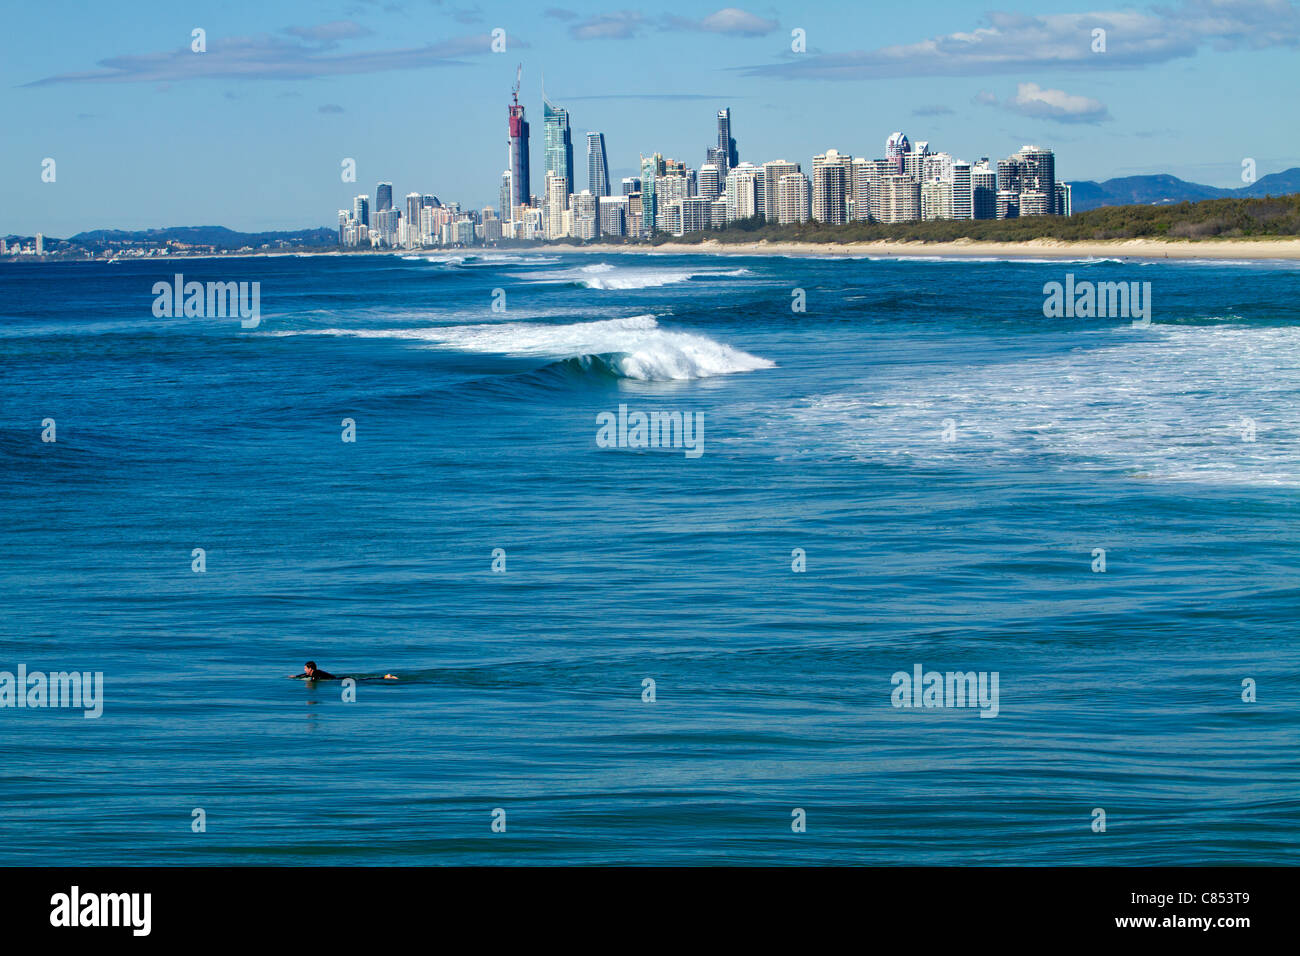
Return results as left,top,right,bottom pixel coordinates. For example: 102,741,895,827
742,0,1300,79
697,8,779,36
1007,82,1111,123
570,11,646,40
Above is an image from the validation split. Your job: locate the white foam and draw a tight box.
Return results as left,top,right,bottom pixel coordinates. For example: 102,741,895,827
278,315,774,381
513,262,752,290
770,323,1300,487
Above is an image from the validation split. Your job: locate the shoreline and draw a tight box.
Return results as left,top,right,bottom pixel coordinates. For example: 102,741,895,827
12,235,1300,265
548,236,1300,262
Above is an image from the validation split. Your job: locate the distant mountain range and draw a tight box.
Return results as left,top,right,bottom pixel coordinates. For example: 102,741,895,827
1066,167,1300,212
68,225,337,248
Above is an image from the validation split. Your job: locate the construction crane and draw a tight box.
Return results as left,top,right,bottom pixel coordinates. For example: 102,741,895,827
511,64,522,106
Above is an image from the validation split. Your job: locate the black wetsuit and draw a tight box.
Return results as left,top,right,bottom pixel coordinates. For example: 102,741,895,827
294,670,339,680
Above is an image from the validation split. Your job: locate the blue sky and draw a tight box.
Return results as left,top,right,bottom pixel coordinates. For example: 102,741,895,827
4,0,1299,235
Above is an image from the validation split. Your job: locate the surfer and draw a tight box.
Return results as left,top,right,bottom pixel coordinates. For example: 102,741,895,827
291,661,398,680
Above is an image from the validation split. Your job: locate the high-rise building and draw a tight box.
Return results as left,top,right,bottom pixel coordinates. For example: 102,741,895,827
996,189,1020,219
598,195,628,237
876,175,921,223
369,208,388,246
375,183,393,212
902,142,930,183
950,162,973,220
353,195,370,228
997,156,1025,194
724,162,761,221
543,93,574,199
709,197,727,229
846,158,873,221
972,161,998,220
405,193,423,247
626,192,643,238
572,190,598,240
681,196,712,234
544,171,569,239
587,132,611,196
1018,146,1056,206
716,108,738,173
921,179,952,220
885,132,911,172
36,233,45,255
812,150,849,224
1019,190,1051,216
761,161,800,222
698,163,723,201
776,172,811,224
657,173,689,210
640,154,664,234
1055,182,1072,217
621,177,641,196
499,172,512,221
660,201,684,237
507,73,531,218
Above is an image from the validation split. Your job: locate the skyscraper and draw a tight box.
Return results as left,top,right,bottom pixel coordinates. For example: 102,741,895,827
698,164,722,201
722,163,761,221
587,132,611,196
876,175,921,223
716,109,738,172
1017,145,1056,216
353,195,370,228
405,192,422,248
885,132,911,172
812,150,850,224
544,171,569,239
1055,182,1072,217
640,154,664,235
375,183,393,213
543,93,574,199
507,68,530,218
599,195,628,237
972,161,998,220
950,162,973,220
572,190,598,240
761,161,800,222
776,173,811,224
1018,146,1055,198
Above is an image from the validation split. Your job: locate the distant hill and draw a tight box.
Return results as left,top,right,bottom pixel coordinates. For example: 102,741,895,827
68,225,337,248
1067,167,1300,211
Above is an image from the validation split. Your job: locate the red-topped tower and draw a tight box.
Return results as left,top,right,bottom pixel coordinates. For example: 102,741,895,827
507,65,530,219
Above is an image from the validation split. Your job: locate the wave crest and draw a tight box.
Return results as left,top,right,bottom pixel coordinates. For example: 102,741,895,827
275,315,774,382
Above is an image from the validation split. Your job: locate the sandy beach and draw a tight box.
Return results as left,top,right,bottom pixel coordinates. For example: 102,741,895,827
44,234,1300,264
547,236,1300,262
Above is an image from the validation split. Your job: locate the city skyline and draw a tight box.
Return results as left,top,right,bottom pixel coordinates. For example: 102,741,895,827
5,0,1300,235
335,90,1074,248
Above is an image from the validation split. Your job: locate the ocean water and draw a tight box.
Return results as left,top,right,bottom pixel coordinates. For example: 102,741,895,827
2,250,1298,865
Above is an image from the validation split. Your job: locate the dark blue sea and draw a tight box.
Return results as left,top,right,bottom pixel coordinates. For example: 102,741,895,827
2,250,1298,865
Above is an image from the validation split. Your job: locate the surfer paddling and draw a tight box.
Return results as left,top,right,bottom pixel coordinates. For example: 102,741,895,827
291,661,398,681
